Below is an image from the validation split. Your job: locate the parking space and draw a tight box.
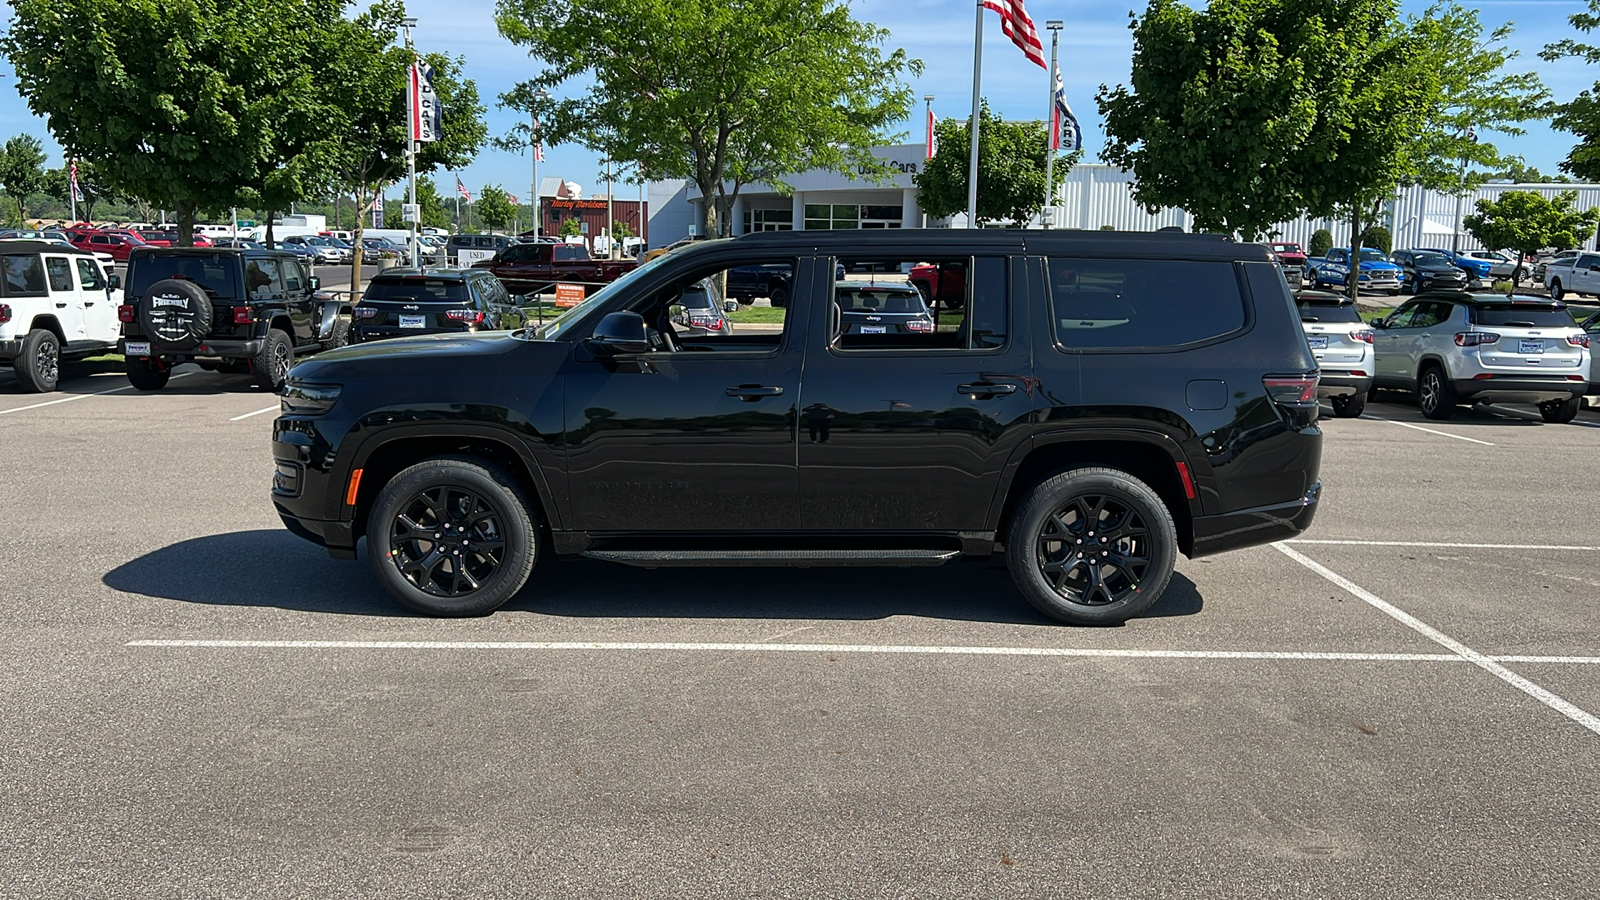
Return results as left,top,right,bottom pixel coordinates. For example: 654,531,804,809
3,378,1600,895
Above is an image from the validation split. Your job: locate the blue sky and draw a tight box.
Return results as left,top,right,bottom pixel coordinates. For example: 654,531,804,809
0,0,1592,200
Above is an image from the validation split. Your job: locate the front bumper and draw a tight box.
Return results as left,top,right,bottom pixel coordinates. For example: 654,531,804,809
1191,482,1321,558
1453,376,1586,405
1316,370,1375,398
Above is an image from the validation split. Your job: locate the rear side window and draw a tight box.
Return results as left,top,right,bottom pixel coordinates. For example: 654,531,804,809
365,279,469,302
2,255,47,297
1296,299,1362,324
1471,305,1575,328
1049,258,1244,349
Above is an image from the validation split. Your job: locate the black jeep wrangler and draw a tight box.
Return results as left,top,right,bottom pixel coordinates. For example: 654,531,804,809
273,230,1322,625
118,247,350,391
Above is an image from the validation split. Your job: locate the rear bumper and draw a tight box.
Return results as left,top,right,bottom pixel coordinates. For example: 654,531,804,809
1316,371,1374,398
1190,482,1321,559
123,338,264,359
1453,377,1585,405
0,338,21,360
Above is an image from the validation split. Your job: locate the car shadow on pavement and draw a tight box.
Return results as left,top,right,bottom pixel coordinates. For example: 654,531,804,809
104,530,1204,626
1365,398,1547,427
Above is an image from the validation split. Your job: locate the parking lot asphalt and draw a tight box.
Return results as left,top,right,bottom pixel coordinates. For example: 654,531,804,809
2,363,1599,898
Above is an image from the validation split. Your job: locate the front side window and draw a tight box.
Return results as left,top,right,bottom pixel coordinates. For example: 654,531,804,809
279,260,304,292
45,257,74,291
1,255,47,297
595,256,797,353
1049,258,1244,349
1408,302,1452,329
76,259,105,290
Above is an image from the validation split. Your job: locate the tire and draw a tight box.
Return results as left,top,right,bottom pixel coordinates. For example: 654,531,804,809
366,456,538,616
767,284,788,308
1551,280,1565,303
125,356,171,391
15,328,60,393
1540,395,1581,424
250,329,293,392
138,278,213,350
1005,467,1178,626
1387,288,1400,296
322,314,350,351
1331,391,1366,418
1418,365,1456,420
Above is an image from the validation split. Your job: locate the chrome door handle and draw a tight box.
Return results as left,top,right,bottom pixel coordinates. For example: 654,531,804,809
726,385,784,401
957,382,1017,397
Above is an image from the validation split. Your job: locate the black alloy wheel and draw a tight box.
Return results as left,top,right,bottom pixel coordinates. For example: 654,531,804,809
367,457,538,616
17,329,60,392
1006,467,1177,625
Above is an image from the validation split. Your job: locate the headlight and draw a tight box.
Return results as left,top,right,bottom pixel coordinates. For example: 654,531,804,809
280,381,342,415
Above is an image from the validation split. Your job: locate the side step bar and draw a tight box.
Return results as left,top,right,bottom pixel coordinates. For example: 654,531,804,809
581,549,961,568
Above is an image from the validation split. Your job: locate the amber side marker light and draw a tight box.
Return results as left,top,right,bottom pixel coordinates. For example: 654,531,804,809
346,469,364,506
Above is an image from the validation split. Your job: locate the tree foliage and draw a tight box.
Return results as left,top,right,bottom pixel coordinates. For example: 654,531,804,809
495,0,921,237
1359,225,1392,254
1309,229,1334,257
1463,191,1600,263
915,103,1076,226
559,217,582,238
0,135,47,224
1541,0,1600,181
415,176,452,229
475,185,514,230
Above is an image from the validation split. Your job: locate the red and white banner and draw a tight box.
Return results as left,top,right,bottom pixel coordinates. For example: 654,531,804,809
531,117,546,162
982,0,1046,69
926,110,937,160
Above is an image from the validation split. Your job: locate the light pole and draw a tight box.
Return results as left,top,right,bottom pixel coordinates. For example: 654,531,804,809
1043,20,1063,229
922,94,933,228
531,89,549,238
402,16,419,266
1451,127,1478,255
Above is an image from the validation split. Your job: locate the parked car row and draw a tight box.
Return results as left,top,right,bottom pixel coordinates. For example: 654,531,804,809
1302,246,1540,295
1296,288,1594,424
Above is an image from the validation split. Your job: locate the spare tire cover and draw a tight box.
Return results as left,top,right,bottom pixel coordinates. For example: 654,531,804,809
140,278,213,350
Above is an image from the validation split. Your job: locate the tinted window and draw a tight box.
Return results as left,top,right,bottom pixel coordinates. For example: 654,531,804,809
1359,249,1388,263
45,257,74,291
1578,255,1600,269
76,259,104,290
832,254,1002,351
1471,305,1575,328
968,256,1008,349
130,254,239,299
1049,259,1244,349
1408,302,1453,328
554,245,587,261
1412,251,1452,265
1296,299,1363,323
244,259,284,299
364,279,470,303
2,255,47,296
279,260,304,292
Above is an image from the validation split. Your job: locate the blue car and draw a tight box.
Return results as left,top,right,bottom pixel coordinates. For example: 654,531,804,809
1308,247,1403,295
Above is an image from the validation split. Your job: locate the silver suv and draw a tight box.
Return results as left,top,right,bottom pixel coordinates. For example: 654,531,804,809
1295,290,1374,417
1372,292,1590,422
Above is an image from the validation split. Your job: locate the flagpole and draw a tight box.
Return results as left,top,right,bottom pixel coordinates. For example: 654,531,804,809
1043,20,1063,229
966,0,984,229
923,96,934,228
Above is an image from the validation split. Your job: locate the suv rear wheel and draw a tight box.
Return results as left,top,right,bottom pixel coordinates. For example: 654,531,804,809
15,328,60,393
1331,392,1366,418
1418,365,1456,420
251,329,293,392
1006,467,1177,625
1540,395,1581,424
1551,280,1566,302
367,456,539,616
125,356,171,391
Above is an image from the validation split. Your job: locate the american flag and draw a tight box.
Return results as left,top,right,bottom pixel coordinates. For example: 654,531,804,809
926,110,937,160
531,118,545,162
1052,63,1082,152
982,0,1046,69
508,193,520,205
69,158,84,202
455,175,473,202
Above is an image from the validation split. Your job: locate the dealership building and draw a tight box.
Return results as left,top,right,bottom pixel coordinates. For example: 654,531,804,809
646,144,1600,253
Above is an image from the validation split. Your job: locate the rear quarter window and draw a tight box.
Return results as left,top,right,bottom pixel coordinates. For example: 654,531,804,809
1048,258,1246,349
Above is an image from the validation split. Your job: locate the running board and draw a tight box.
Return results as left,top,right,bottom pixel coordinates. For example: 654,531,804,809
581,548,961,568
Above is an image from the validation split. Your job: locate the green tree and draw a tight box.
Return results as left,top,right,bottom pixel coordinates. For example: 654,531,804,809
1463,191,1600,277
1491,162,1571,184
475,185,514,230
1542,0,1600,181
1308,229,1334,257
496,0,920,238
416,176,451,229
0,135,47,225
915,103,1077,226
1360,225,1392,254
559,217,582,238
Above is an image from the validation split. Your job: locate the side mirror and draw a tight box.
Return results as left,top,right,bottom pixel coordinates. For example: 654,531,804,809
723,299,739,313
306,276,321,291
1372,318,1388,330
586,311,651,356
106,274,121,290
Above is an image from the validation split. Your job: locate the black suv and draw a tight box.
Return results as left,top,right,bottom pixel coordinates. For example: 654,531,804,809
119,247,351,391
272,231,1322,625
351,268,526,342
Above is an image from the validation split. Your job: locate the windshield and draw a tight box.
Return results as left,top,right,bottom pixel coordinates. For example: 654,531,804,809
1413,251,1452,264
1471,305,1575,327
1359,249,1389,263
129,253,239,299
1270,243,1300,253
362,279,469,303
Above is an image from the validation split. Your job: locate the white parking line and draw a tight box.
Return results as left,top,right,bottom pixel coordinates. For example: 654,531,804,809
1359,413,1495,446
230,404,280,421
1274,543,1600,737
126,639,1462,661
0,373,191,416
1287,539,1600,552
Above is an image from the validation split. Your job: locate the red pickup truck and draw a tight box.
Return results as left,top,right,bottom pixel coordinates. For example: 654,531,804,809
472,241,638,297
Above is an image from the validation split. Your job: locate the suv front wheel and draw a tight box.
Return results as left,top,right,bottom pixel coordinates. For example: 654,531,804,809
1006,467,1178,625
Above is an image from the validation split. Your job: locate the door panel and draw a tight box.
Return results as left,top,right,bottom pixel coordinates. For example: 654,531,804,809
42,255,87,343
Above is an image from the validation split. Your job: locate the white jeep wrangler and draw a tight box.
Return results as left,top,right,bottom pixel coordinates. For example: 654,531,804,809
0,240,122,392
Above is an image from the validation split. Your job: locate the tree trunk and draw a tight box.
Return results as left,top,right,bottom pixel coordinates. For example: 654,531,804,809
697,180,718,239
264,211,276,249
176,201,196,247
349,186,366,304
1347,206,1363,304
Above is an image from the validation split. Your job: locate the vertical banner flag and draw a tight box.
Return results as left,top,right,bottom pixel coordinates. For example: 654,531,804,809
982,0,1047,68
69,159,84,202
531,118,546,162
410,55,441,143
1052,63,1082,152
456,176,474,203
926,110,937,160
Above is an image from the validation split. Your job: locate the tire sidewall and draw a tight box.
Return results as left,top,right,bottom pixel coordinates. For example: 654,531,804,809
251,329,293,391
139,278,212,350
17,329,60,392
366,458,538,617
1006,468,1178,625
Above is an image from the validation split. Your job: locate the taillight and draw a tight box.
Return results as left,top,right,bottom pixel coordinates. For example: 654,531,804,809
1568,334,1590,348
1262,374,1318,404
906,319,935,333
117,304,134,323
445,309,485,325
352,307,380,320
1454,332,1500,347
690,316,724,331
1349,328,1374,343
232,306,252,324
0,303,10,324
